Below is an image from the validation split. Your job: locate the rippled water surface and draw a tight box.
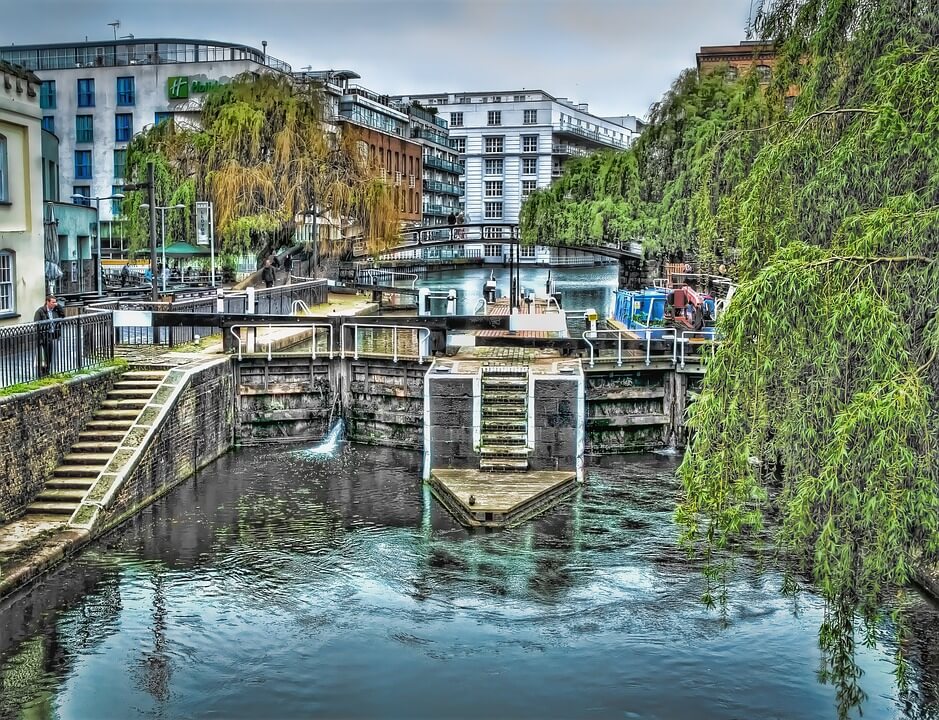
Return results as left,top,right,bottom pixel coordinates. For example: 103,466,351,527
1,445,937,719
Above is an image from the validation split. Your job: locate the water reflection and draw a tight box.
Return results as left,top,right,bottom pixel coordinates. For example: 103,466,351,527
0,444,935,719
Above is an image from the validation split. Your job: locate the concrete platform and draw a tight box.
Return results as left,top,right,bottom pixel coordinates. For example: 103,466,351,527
429,469,578,528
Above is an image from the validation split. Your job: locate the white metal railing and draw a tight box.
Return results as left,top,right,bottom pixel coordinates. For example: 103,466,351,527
291,299,311,315
359,268,418,289
342,324,431,363
582,328,655,368
474,298,487,315
672,329,719,368
229,322,334,361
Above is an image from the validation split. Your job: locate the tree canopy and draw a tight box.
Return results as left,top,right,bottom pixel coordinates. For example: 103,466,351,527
122,73,400,260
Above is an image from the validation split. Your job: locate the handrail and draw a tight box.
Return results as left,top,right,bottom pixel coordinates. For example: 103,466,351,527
359,268,418,290
582,328,654,368
228,322,334,361
291,299,311,316
473,298,487,315
344,323,431,363
675,329,719,368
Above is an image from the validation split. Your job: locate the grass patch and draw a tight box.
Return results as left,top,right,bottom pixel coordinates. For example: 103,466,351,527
71,506,96,526
0,359,127,398
172,333,222,353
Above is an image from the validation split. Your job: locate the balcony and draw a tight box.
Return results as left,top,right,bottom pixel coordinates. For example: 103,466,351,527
406,104,448,130
423,203,459,217
423,154,464,175
552,143,591,157
412,127,454,150
553,121,629,150
423,180,463,196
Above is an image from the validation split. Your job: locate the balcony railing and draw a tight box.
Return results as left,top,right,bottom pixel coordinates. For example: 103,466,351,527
412,127,454,149
406,104,448,129
423,203,460,216
423,179,463,196
552,143,591,157
553,121,629,149
423,155,464,175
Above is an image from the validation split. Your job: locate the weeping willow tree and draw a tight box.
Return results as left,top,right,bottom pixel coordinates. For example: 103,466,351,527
518,69,780,255
123,73,400,261
674,0,939,713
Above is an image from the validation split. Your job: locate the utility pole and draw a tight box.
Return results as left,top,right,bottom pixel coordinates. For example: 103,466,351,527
147,163,158,300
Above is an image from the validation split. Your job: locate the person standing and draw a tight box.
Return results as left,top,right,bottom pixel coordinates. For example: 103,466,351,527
120,263,130,287
282,253,293,284
33,294,64,377
261,259,276,289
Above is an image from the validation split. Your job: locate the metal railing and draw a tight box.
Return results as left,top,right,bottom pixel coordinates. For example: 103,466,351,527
582,329,655,368
357,268,418,289
344,324,431,363
671,329,719,368
254,279,327,315
0,313,114,389
229,322,334,361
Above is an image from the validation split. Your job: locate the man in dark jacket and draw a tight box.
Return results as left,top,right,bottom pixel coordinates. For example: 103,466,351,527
282,253,293,284
261,259,276,289
34,295,64,376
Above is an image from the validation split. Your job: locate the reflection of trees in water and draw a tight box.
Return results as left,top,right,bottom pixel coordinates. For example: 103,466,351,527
0,562,122,717
895,591,939,716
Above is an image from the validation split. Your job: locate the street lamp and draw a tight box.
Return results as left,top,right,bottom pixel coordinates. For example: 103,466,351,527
140,203,185,292
70,192,125,297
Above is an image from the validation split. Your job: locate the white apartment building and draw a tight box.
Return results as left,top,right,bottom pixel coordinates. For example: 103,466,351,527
0,38,291,257
395,90,638,228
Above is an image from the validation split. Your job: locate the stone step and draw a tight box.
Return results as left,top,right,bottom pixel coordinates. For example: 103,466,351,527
25,502,79,516
36,488,88,502
53,465,102,478
61,452,112,464
100,399,148,410
71,441,121,453
122,371,166,380
108,388,157,399
480,433,527,446
45,477,96,490
482,419,527,431
479,445,530,458
482,378,528,389
481,393,527,404
83,421,133,432
93,409,141,420
482,407,527,419
480,458,529,472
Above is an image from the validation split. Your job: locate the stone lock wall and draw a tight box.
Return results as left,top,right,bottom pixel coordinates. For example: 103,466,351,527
426,375,478,470
0,367,120,522
95,359,235,531
530,377,579,471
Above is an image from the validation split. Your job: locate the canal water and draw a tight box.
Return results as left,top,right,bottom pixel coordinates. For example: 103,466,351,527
0,444,937,719
416,264,620,317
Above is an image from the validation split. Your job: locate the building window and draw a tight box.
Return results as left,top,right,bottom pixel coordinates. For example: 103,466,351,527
42,116,55,133
115,114,133,142
514,95,526,102
484,159,503,175
484,136,503,153
74,151,92,180
154,112,174,126
452,137,465,154
523,109,537,124
487,110,501,126
755,64,772,82
520,245,535,258
724,66,738,81
484,202,502,219
484,244,502,257
113,149,127,179
450,112,463,127
40,81,56,109
72,186,90,206
0,250,14,314
116,76,135,106
111,185,123,216
522,135,538,153
77,78,95,108
522,158,537,175
484,180,503,198
76,115,94,143
0,134,7,203
522,180,537,197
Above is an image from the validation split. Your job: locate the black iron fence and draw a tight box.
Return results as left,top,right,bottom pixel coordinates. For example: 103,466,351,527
0,313,114,389
255,279,327,315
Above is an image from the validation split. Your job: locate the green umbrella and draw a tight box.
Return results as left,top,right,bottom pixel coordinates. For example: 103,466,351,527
162,241,211,256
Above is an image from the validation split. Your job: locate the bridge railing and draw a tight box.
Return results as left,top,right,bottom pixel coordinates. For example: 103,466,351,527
582,328,720,368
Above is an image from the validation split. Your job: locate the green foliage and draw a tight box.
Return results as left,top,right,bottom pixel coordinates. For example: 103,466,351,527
123,74,399,262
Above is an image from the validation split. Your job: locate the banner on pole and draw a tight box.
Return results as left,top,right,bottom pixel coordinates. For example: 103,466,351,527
195,201,211,245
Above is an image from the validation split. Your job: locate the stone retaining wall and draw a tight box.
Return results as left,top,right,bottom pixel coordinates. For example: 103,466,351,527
0,367,120,522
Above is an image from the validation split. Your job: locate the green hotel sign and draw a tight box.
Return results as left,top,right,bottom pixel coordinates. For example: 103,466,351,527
167,75,228,100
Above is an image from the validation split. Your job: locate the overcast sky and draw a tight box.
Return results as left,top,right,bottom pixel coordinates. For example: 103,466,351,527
2,0,755,119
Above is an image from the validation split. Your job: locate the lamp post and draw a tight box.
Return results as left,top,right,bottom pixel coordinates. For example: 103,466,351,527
140,203,185,292
71,192,125,297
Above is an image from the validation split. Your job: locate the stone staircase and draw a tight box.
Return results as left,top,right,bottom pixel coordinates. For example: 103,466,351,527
25,370,166,518
479,365,530,472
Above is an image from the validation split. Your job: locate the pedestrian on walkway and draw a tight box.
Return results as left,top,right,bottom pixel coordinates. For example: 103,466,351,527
261,259,276,289
282,253,293,284
33,294,64,377
120,263,130,287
